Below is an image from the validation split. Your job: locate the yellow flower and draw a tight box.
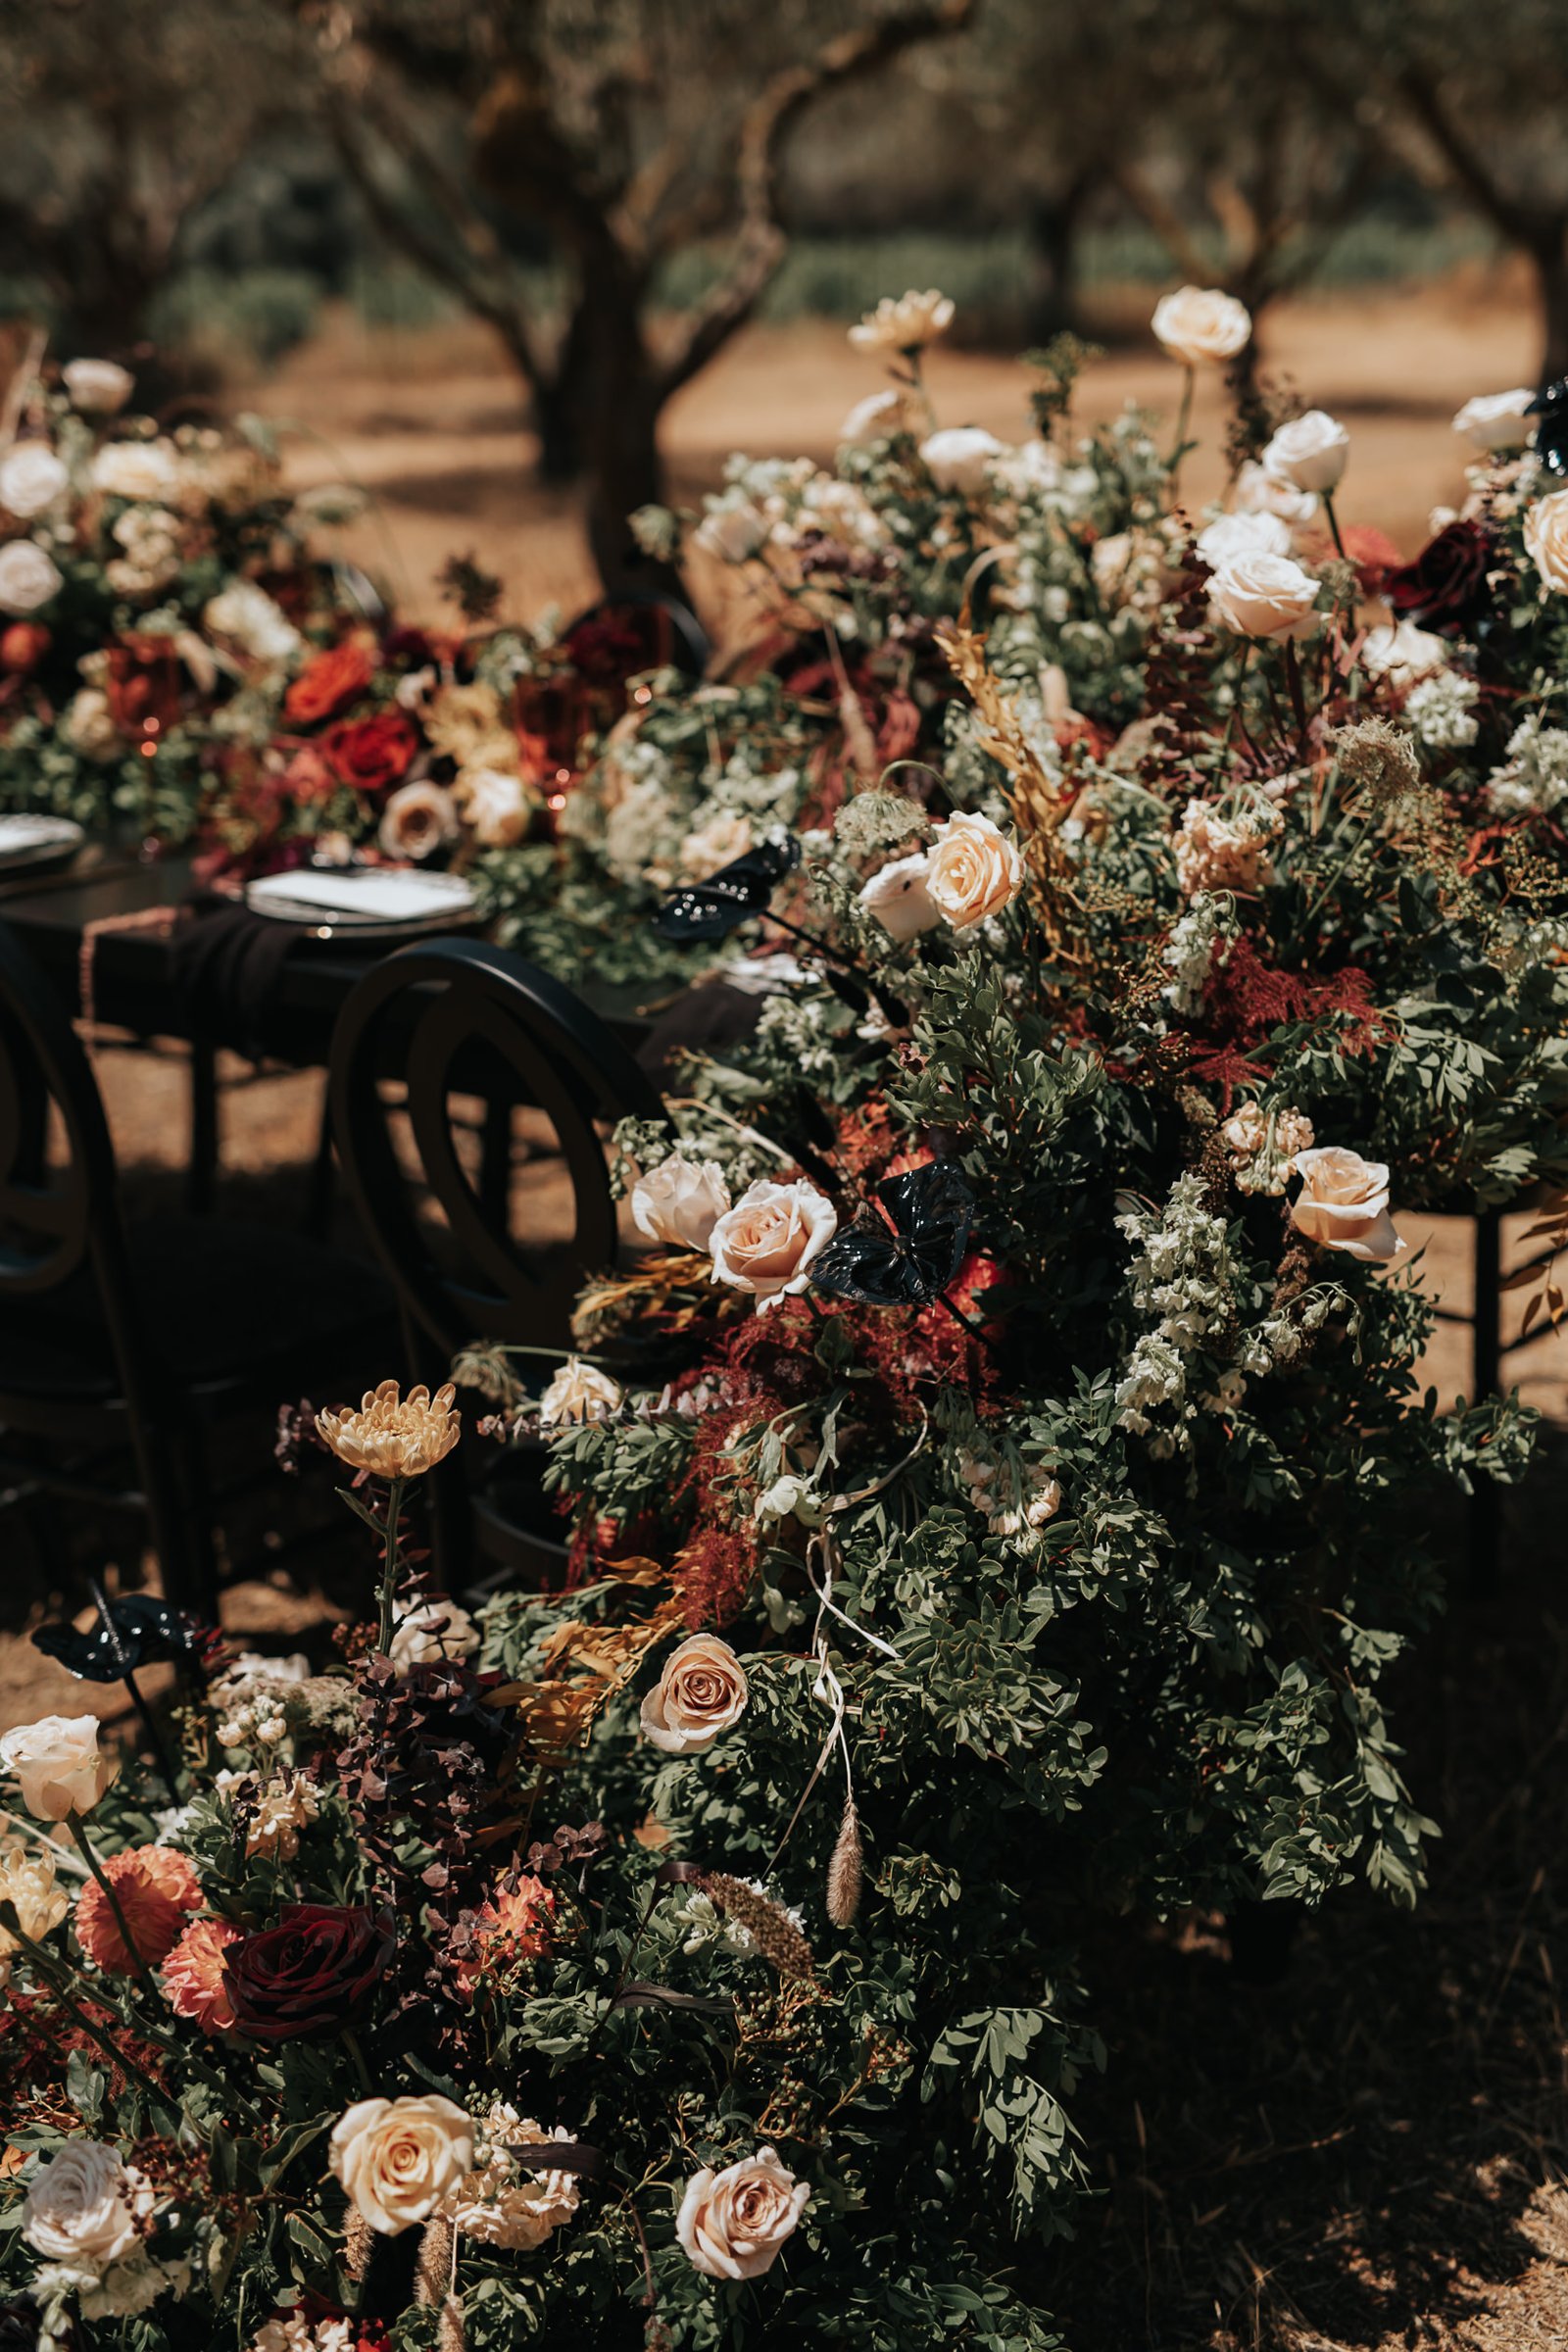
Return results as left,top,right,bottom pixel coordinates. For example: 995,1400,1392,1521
316,1381,461,1481
848,288,954,355
0,1836,70,1965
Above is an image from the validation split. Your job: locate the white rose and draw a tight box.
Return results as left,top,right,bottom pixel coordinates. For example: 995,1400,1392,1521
91,440,178,502
64,686,120,760
1452,388,1535,453
693,501,767,563
1524,487,1568,595
1151,285,1251,368
925,809,1022,929
639,1634,749,1754
455,764,530,848
0,443,69,518
538,1356,622,1428
1196,510,1293,567
329,2096,475,2236
919,426,1004,496
0,1713,117,1821
0,540,62,616
1232,459,1318,528
632,1154,731,1251
1262,411,1348,496
676,2147,809,2281
24,2143,140,2266
859,848,939,941
389,1598,481,1672
708,1177,837,1314
379,779,460,862
63,360,134,416
202,578,301,665
1289,1145,1404,1263
1206,551,1321,642
838,388,920,446
1358,619,1446,687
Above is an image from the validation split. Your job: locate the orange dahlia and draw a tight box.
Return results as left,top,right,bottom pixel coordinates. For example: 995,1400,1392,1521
455,1876,554,1996
162,1915,243,2034
75,1844,201,1975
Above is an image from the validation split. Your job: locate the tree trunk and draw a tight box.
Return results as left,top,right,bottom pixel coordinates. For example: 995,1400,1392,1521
1529,217,1568,384
582,369,677,596
1024,171,1096,345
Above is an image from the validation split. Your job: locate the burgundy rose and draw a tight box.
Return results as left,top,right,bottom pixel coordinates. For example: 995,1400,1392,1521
223,1903,394,2041
321,710,420,796
1385,518,1495,634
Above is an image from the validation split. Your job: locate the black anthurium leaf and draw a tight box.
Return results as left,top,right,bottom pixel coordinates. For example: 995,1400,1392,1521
1528,378,1568,477
826,966,871,1016
810,1159,975,1307
33,1592,202,1683
790,1085,840,1153
652,834,802,943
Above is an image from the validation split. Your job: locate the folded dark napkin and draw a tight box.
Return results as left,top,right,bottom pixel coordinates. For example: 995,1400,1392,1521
170,892,300,1060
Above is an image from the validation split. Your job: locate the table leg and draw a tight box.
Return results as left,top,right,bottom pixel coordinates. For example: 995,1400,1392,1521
186,1039,220,1216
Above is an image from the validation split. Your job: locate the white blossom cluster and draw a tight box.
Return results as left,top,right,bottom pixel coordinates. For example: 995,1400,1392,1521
676,1879,808,1960
1114,1174,1240,1453
956,1447,1062,1539
1484,714,1568,816
1404,669,1480,749
1161,891,1236,1017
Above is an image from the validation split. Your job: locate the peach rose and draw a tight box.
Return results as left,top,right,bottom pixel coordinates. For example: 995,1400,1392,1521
708,1178,837,1313
675,2146,809,2280
1524,488,1568,595
639,1635,749,1755
329,2094,474,2235
1207,551,1321,642
0,541,62,616
63,360,134,416
1289,1146,1404,1263
859,849,939,941
925,810,1022,930
1151,285,1250,368
631,1154,731,1251
538,1356,621,1428
456,764,532,848
0,1714,117,1821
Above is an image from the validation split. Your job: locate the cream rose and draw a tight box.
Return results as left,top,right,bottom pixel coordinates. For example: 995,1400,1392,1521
1151,285,1250,368
91,439,178,502
1196,510,1293,567
632,1153,731,1251
0,540,62,616
329,2095,475,2235
538,1356,622,1428
925,809,1022,930
1289,1145,1404,1263
379,779,460,862
0,1713,117,1821
63,360,134,416
919,427,1004,497
23,2142,140,2266
708,1177,837,1313
640,1634,749,1754
1452,388,1535,453
693,501,767,563
203,579,301,665
0,443,68,517
64,686,119,760
1232,459,1318,528
389,1598,481,1672
455,764,531,849
839,388,921,447
1524,488,1568,595
676,2147,809,2281
1358,619,1446,688
1207,551,1321,642
859,848,939,941
1262,410,1348,495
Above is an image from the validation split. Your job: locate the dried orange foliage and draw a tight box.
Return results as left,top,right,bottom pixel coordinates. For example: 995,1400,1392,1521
494,1556,686,1763
571,1248,720,1348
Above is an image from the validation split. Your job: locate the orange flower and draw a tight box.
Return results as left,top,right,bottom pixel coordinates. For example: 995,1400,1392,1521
284,638,374,725
454,1877,554,1996
162,1914,242,2034
75,1845,201,1975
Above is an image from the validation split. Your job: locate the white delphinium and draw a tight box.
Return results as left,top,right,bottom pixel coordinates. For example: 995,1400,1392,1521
1161,891,1236,1017
1114,1175,1240,1450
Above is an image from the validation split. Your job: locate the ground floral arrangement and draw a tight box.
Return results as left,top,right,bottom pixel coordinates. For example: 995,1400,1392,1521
7,295,1568,2351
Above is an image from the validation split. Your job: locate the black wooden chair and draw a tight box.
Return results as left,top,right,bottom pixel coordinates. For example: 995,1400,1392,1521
327,938,667,1593
0,918,397,1615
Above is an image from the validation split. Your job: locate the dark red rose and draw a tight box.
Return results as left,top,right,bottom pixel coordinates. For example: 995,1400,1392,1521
380,624,438,668
1385,518,1496,634
321,710,420,796
284,638,375,724
223,1903,394,2041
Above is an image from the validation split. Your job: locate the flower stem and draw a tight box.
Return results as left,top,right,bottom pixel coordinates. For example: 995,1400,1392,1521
7,1916,169,2111
1322,489,1348,563
375,1477,408,1655
1170,365,1195,489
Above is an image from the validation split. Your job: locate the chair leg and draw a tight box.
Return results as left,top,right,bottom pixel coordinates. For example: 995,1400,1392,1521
186,1039,220,1215
305,1077,336,1239
131,1417,208,1616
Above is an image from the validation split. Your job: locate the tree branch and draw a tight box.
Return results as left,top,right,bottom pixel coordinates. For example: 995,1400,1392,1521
1110,162,1213,286
658,0,980,402
1392,61,1535,248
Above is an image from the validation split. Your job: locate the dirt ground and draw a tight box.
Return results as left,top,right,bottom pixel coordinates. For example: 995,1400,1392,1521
5,268,1567,2350
243,259,1540,629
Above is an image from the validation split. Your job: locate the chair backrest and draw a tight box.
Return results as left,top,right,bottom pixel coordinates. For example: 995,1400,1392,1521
0,914,161,1396
328,938,666,1357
